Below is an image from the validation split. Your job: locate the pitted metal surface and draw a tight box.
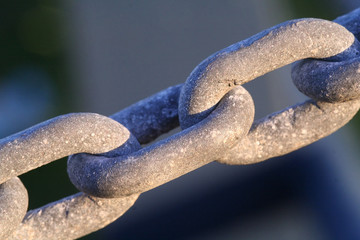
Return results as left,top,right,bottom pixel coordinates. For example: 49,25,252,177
179,18,354,129
292,8,360,103
1,8,360,240
68,86,254,197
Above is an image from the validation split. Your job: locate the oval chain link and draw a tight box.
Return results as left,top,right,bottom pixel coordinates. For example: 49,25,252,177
68,86,254,198
68,18,356,198
0,113,139,239
178,18,354,128
1,8,359,240
292,8,360,103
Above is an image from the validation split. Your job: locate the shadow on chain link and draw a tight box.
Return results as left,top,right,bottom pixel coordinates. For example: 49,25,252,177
1,7,360,240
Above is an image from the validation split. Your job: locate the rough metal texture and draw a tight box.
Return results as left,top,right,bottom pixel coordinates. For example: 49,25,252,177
66,17,359,199
0,113,129,184
0,178,28,239
219,99,360,164
8,131,141,240
2,8,360,240
0,113,131,239
7,193,139,240
68,86,254,197
179,18,354,129
110,84,181,144
292,8,360,103
336,8,360,40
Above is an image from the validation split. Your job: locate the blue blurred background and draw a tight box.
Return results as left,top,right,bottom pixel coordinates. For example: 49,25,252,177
1,0,360,239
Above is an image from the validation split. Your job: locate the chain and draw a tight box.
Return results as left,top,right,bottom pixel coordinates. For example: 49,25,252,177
1,8,359,240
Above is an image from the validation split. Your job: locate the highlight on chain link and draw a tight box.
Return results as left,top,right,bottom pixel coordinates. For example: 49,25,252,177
1,4,360,240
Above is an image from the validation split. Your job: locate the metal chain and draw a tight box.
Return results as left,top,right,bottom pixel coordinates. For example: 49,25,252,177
1,8,359,240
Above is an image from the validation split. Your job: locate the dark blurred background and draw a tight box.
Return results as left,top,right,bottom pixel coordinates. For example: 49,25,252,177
1,0,360,239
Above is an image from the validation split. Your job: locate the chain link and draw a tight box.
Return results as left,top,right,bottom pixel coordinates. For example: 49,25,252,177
1,8,360,240
293,8,360,103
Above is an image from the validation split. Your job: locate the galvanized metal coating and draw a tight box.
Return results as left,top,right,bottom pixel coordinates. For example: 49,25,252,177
0,113,129,185
0,177,28,239
68,86,254,197
179,18,354,129
292,8,360,103
0,113,131,239
1,8,360,240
